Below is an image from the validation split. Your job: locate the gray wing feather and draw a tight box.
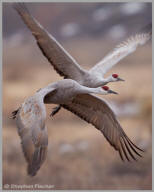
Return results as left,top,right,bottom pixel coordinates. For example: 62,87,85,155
90,24,152,76
62,94,143,161
13,3,85,81
15,98,48,176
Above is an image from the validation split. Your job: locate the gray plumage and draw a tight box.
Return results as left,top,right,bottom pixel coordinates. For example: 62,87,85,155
13,79,118,176
60,94,143,162
13,3,151,118
12,4,146,174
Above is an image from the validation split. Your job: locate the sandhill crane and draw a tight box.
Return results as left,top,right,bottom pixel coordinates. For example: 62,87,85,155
12,79,118,176
13,3,152,115
12,79,143,176
13,3,151,88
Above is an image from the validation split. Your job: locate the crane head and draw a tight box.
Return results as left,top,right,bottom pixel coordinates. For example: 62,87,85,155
102,86,118,95
112,73,125,82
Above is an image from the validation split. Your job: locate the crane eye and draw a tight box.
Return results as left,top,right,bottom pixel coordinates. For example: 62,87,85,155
102,86,109,91
112,74,118,78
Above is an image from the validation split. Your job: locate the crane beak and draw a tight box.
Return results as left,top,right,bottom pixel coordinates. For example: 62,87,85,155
108,90,118,94
117,77,125,81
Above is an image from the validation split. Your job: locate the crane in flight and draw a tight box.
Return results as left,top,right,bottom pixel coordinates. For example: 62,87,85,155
13,3,152,116
12,79,143,176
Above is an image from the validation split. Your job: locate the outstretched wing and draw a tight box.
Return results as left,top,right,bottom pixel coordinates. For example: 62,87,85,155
89,24,152,77
15,97,48,176
13,3,86,81
62,94,143,161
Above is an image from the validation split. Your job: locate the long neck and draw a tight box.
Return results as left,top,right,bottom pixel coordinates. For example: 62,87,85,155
105,76,113,84
95,77,112,87
80,86,104,95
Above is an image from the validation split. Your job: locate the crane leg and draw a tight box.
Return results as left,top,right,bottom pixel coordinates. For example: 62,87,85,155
50,105,61,117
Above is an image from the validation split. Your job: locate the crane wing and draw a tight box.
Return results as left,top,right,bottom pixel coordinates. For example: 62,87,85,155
13,3,85,81
62,94,143,161
89,24,152,77
14,98,48,176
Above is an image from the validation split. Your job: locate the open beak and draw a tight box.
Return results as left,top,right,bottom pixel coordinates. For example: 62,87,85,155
117,77,125,81
108,90,118,94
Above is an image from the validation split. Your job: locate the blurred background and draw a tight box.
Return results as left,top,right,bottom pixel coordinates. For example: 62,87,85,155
3,2,152,190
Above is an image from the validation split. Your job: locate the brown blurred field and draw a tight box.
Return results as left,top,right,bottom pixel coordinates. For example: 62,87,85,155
3,29,152,189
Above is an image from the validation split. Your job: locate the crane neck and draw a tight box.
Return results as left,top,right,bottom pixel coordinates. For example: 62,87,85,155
80,86,106,95
105,76,113,83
